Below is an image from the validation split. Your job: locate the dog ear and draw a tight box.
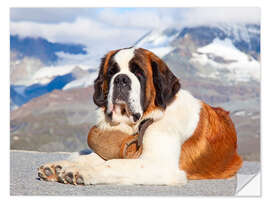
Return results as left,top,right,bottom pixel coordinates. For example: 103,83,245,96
93,56,107,107
93,50,118,108
150,56,181,109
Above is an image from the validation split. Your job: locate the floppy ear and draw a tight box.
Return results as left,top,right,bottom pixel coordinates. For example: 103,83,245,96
151,56,181,109
93,56,107,107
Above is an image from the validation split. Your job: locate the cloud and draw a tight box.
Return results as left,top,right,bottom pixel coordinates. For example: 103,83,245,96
96,8,176,29
9,8,183,53
10,8,98,23
10,8,260,66
10,8,178,28
10,17,146,49
180,8,260,26
10,17,148,66
9,8,177,50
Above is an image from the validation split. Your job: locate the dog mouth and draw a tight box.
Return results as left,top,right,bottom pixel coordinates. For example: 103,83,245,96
113,101,130,117
107,99,141,123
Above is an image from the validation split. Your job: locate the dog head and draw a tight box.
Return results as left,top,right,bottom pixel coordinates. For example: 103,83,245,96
93,47,180,125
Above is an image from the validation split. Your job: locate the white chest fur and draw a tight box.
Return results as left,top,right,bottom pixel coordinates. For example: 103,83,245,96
140,90,201,167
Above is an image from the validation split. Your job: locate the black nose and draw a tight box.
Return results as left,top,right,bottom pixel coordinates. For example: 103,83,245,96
114,74,131,88
132,113,141,122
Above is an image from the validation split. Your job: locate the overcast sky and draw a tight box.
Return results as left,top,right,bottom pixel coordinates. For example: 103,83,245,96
10,8,260,66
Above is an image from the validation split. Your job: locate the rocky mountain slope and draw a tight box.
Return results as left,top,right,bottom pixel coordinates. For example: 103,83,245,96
11,35,87,64
11,87,95,152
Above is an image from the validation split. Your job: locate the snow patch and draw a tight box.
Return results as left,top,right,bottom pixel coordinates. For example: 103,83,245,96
198,38,249,61
148,47,175,58
191,38,260,82
251,115,260,120
63,72,98,90
32,64,90,85
135,29,178,58
234,111,246,116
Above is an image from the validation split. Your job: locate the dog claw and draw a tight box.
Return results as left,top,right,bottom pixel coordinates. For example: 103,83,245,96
75,174,84,185
44,167,53,177
64,172,74,184
57,176,65,183
55,165,62,174
38,171,46,180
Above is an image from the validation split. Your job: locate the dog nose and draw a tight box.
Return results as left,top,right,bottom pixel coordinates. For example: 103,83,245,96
132,113,141,122
114,74,131,87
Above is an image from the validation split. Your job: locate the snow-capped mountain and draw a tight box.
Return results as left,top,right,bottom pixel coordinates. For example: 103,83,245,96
135,23,260,84
10,35,95,109
134,28,180,57
190,38,260,82
178,23,260,59
10,59,97,108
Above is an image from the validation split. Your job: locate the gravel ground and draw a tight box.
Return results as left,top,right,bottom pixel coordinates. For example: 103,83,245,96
10,150,260,196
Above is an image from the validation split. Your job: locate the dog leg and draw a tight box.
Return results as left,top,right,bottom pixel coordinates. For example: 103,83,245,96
49,128,187,186
51,158,187,186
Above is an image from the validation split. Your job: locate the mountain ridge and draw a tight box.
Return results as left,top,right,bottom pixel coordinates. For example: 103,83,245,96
10,35,87,64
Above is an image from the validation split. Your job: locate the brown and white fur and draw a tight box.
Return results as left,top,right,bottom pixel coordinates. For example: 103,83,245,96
38,47,242,186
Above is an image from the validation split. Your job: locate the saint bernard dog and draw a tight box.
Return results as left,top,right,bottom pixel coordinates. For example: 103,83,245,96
38,47,242,186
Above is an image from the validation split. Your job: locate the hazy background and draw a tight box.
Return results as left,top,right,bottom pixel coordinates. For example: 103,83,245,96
10,8,260,161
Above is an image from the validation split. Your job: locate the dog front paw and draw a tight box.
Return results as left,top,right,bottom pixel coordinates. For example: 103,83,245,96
38,160,77,184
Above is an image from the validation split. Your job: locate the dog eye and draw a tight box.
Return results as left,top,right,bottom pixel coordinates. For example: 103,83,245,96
131,63,144,78
134,70,142,77
108,64,119,75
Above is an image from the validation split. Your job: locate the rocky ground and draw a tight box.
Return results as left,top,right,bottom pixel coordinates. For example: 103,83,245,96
10,150,260,196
